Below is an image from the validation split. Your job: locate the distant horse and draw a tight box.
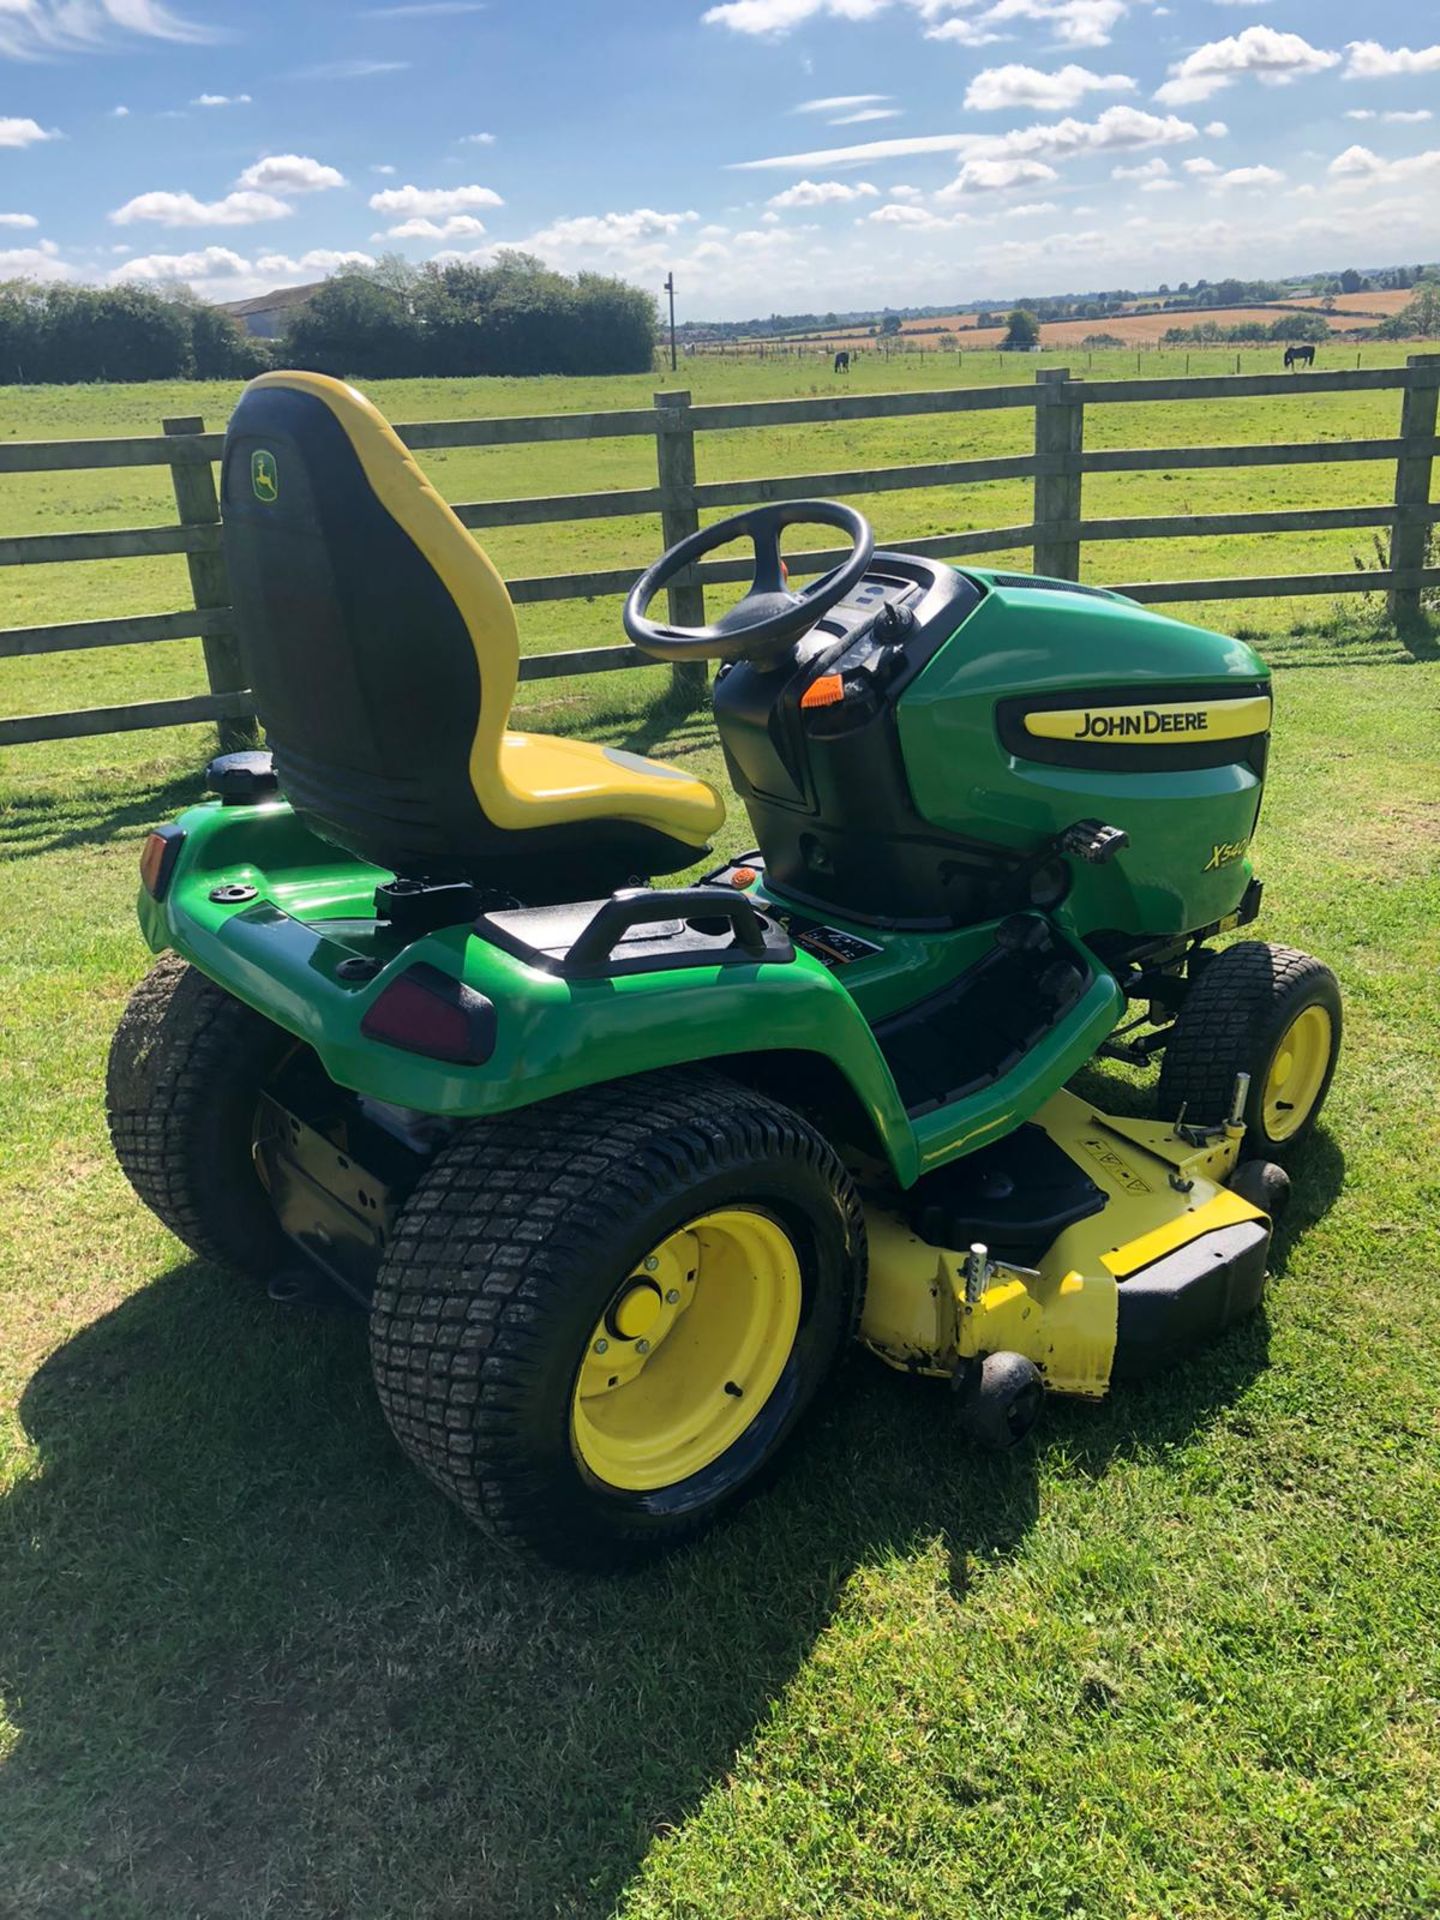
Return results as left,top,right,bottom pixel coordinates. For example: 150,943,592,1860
833,350,851,373
1284,343,1316,370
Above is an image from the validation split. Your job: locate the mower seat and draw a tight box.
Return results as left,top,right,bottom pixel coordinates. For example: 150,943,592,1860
219,371,723,892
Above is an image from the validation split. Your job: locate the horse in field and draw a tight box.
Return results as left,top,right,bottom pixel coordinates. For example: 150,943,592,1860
833,350,850,373
1284,343,1317,370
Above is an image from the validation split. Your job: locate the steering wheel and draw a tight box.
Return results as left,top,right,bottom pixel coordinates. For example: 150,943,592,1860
622,500,874,665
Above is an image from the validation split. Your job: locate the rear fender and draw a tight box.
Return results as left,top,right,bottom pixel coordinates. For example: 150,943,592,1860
140,799,923,1182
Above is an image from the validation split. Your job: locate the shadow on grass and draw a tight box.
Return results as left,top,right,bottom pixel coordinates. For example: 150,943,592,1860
0,1243,1275,1920
0,768,204,865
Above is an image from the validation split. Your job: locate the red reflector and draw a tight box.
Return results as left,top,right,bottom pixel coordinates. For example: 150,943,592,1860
140,825,185,899
730,865,758,888
360,964,496,1065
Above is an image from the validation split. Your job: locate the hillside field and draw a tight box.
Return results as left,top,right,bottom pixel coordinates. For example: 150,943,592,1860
1,353,1438,1916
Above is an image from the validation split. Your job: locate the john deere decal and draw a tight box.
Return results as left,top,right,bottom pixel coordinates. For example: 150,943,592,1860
1024,695,1271,744
251,449,279,504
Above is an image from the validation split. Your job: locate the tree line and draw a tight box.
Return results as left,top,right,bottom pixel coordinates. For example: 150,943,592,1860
284,255,656,377
0,252,657,386
0,282,271,385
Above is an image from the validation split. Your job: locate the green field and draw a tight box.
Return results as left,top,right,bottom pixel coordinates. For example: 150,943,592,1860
1,342,1435,757
2,354,1439,1918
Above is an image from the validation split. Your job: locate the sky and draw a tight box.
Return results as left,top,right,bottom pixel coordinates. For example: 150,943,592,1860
1,0,1438,319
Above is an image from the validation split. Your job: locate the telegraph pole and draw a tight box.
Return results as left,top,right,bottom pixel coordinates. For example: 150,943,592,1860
664,271,677,371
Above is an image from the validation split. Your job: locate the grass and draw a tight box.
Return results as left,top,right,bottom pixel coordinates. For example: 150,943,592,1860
2,357,1440,1917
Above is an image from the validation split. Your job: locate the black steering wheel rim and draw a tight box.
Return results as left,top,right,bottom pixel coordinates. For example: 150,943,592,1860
622,499,875,665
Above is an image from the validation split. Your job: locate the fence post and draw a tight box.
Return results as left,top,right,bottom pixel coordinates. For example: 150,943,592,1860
1387,353,1440,635
1032,367,1084,581
652,389,708,707
162,415,252,752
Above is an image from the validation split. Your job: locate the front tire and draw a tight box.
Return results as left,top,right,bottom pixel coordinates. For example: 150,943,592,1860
106,952,293,1277
1158,941,1342,1160
368,1071,866,1569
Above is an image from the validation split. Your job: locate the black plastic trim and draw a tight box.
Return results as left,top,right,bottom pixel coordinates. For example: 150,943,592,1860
475,886,796,980
1111,1218,1270,1380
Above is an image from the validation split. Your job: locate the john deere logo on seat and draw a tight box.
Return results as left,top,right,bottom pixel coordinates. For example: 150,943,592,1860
251,449,279,503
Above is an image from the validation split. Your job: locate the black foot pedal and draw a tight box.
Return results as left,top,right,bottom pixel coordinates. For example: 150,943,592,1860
1062,819,1129,865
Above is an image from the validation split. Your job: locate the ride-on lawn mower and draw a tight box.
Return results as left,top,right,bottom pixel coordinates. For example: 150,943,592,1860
108,372,1343,1568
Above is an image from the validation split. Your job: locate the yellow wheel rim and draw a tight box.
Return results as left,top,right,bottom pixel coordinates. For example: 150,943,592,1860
1261,1003,1333,1142
571,1209,802,1493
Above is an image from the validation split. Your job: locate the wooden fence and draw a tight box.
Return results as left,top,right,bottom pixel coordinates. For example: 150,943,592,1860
2,355,1438,752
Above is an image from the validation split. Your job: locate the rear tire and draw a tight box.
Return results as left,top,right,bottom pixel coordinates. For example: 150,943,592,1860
106,952,293,1277
368,1071,866,1569
1158,941,1341,1160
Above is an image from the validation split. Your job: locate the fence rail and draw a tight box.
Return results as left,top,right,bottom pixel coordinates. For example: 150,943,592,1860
2,357,1438,750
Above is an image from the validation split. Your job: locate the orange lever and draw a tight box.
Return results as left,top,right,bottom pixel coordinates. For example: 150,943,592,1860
800,673,845,710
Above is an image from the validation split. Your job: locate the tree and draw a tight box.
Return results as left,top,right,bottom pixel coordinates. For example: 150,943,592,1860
1003,307,1040,349
1267,312,1329,342
879,313,902,336
283,251,656,378
1340,268,1364,295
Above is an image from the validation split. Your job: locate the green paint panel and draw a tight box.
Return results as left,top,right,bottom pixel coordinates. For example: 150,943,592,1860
899,573,1271,938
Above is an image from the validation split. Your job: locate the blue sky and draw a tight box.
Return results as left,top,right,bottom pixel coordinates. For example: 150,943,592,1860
1,0,1437,317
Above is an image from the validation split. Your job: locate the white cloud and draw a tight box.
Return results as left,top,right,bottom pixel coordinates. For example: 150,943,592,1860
863,202,961,230
767,177,880,206
525,208,699,251
735,103,1197,171
1216,163,1285,187
1343,41,1440,81
831,107,904,123
980,0,1126,49
1183,155,1220,173
937,156,1059,197
0,212,39,229
380,214,489,239
886,182,924,200
1113,156,1170,179
1344,108,1375,120
1204,119,1229,135
108,189,294,227
1329,143,1440,188
237,154,347,193
296,58,409,79
703,0,882,33
112,244,375,300
925,17,1004,46
1156,27,1338,105
116,244,254,283
705,0,1123,47
256,248,375,276
0,241,70,282
793,93,890,112
964,62,1134,112
0,118,61,149
368,183,505,216
111,105,130,117
1008,200,1058,214
0,0,219,59
459,131,496,144
193,92,251,107
1386,109,1433,123
371,163,397,175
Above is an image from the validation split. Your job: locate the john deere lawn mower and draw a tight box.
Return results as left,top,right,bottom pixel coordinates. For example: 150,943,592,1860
107,371,1342,1568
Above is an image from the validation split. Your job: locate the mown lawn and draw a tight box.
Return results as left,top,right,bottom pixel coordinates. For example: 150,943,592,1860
1,355,1439,1918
